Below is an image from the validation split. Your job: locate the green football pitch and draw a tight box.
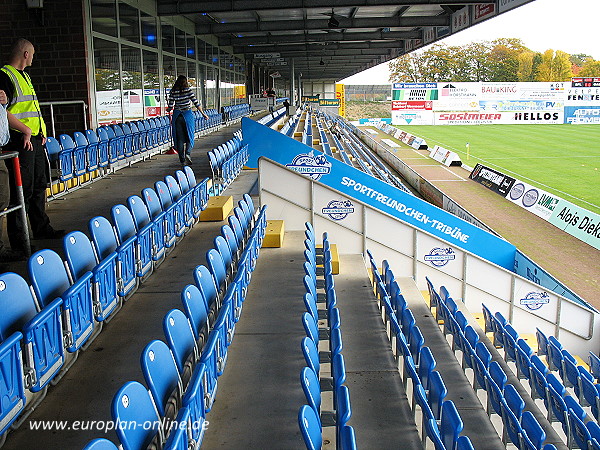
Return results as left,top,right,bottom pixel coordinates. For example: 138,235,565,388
396,124,600,215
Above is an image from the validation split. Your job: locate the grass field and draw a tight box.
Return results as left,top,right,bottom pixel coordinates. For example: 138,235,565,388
396,124,600,214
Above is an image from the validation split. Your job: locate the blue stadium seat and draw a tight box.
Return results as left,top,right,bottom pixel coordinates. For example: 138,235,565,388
154,181,178,248
61,133,87,177
163,309,198,387
128,194,165,264
522,410,546,449
581,371,600,421
180,362,207,447
181,284,209,347
456,435,475,450
142,187,172,254
89,215,138,299
339,425,357,450
417,346,436,391
206,248,228,302
111,381,164,449
0,331,26,439
28,249,95,353
300,366,321,418
82,438,120,450
46,136,74,184
590,352,600,381
85,129,107,170
140,339,182,420
427,370,447,421
63,231,119,323
515,338,533,381
198,331,218,412
74,131,98,173
298,404,322,450
440,400,463,450
163,406,191,450
0,272,64,395
302,337,320,379
164,175,188,237
112,204,153,280
175,170,195,228
194,265,219,325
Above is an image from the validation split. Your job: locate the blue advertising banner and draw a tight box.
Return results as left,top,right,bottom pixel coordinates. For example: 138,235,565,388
564,106,600,124
242,118,516,269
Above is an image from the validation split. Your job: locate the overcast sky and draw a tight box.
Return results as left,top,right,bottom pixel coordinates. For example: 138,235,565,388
340,0,600,84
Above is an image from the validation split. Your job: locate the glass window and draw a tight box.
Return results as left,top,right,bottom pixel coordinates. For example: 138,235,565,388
176,58,186,79
161,22,174,54
91,0,117,37
121,45,143,121
175,29,186,57
141,12,157,48
188,61,199,106
94,37,122,125
205,66,216,110
163,54,176,107
119,2,140,43
186,34,196,59
142,50,161,117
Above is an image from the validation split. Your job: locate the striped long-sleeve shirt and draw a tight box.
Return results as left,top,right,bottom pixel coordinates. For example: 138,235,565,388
168,87,201,111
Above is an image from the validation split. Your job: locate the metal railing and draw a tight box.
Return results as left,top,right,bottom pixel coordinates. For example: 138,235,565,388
39,100,88,137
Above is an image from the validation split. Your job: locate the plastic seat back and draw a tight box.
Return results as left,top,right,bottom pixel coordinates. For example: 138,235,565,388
428,370,447,420
181,284,209,342
89,216,118,260
111,204,137,242
141,339,182,418
127,195,151,229
214,235,233,270
194,265,218,312
418,346,436,390
301,336,320,376
111,381,163,450
142,187,163,219
298,405,322,450
206,248,227,294
300,366,321,415
163,309,197,376
82,438,120,450
440,400,463,450
155,180,173,209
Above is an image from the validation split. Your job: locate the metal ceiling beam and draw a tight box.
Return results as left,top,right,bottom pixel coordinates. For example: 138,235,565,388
195,15,448,34
158,0,492,15
219,30,419,46
234,41,404,54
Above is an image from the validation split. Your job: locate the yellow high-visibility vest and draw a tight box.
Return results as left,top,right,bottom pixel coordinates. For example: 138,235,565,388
1,64,46,137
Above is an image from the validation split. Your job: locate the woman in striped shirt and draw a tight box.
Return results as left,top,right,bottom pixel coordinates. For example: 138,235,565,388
167,75,208,165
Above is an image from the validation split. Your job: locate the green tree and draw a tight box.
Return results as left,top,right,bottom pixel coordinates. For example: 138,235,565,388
537,49,573,81
579,59,600,76
487,38,526,82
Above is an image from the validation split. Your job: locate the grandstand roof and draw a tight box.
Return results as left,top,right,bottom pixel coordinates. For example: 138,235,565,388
156,0,535,81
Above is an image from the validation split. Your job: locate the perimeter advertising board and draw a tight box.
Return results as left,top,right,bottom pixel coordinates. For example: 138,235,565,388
391,82,573,125
564,84,600,124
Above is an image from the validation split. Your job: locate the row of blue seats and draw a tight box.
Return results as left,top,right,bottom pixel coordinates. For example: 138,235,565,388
424,278,559,450
366,253,476,450
0,166,210,447
207,130,248,195
481,304,600,449
222,103,250,123
83,195,268,449
46,117,170,187
299,223,356,450
280,109,301,137
256,105,286,128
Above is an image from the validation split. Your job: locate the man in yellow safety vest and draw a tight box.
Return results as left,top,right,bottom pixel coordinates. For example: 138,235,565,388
0,38,64,254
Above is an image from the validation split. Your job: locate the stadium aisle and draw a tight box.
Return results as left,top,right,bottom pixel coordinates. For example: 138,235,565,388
1,123,246,449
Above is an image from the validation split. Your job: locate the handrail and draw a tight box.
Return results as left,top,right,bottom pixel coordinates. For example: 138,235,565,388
39,100,88,137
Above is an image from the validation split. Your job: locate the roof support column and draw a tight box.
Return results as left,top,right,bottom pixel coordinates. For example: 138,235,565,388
290,58,296,105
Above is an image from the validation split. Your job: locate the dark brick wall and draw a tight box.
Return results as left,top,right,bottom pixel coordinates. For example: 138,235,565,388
0,0,91,136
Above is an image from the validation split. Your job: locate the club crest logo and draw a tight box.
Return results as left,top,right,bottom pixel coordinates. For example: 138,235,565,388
424,247,456,267
322,200,354,221
520,292,550,310
286,151,332,180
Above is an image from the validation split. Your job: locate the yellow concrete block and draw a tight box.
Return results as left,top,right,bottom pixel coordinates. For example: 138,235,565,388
199,196,233,222
262,220,285,247
312,139,320,146
317,243,339,274
331,146,337,153
294,132,302,138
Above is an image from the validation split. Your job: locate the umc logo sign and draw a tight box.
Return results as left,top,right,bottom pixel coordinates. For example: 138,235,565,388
322,200,354,221
286,152,332,181
519,291,550,310
424,247,456,267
